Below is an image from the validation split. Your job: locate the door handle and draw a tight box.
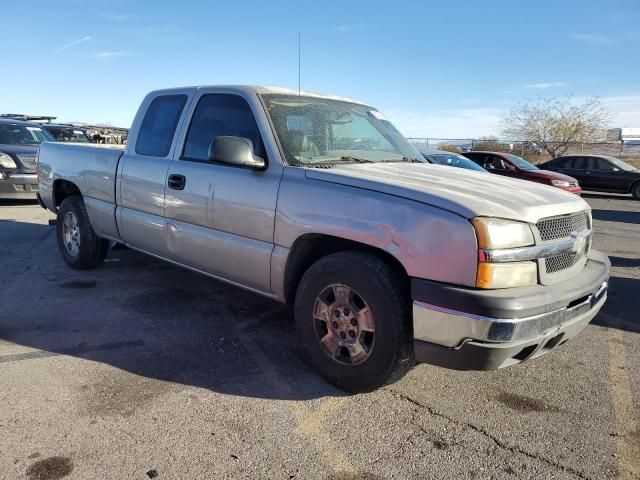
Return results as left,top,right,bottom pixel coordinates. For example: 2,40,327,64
168,174,186,190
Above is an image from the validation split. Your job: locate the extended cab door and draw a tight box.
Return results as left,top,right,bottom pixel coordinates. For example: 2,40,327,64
116,91,191,257
163,90,283,293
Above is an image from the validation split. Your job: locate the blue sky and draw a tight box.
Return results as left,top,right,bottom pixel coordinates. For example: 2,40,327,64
2,0,639,137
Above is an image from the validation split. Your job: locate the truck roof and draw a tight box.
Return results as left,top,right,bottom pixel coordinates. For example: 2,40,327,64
149,85,370,107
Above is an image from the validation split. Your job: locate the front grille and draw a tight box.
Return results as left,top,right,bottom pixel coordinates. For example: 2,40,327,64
537,211,589,241
16,154,37,169
545,252,581,273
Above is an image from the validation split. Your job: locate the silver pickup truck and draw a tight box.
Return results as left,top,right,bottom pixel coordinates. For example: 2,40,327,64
38,86,610,392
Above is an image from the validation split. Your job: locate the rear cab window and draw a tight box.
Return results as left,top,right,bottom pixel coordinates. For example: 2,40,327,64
136,95,188,157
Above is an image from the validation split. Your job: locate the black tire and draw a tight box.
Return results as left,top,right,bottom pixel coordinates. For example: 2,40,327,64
294,251,414,392
631,182,640,201
56,195,109,270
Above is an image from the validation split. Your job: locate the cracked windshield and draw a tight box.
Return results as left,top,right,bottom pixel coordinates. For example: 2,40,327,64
263,95,421,165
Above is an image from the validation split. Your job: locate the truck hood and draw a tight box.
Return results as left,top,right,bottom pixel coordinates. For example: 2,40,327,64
304,163,588,224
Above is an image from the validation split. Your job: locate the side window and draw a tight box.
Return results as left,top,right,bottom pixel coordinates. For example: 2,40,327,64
595,158,614,171
552,157,571,168
182,94,265,162
572,157,589,169
583,157,597,170
485,156,505,170
136,95,187,157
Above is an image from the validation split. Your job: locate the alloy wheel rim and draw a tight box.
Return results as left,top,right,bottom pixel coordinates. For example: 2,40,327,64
313,283,375,365
62,211,81,256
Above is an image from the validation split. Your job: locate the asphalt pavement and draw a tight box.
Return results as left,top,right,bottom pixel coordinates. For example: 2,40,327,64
0,193,638,480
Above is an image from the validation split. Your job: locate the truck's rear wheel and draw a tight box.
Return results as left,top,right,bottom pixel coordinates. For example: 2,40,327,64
56,195,109,270
294,251,413,392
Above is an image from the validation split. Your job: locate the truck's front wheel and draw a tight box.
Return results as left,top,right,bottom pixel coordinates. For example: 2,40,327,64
295,251,414,392
56,195,109,270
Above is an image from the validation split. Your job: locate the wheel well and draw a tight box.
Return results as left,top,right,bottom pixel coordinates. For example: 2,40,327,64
283,234,410,304
53,180,81,208
630,180,640,193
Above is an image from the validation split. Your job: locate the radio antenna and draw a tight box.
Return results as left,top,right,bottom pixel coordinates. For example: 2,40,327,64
298,32,301,96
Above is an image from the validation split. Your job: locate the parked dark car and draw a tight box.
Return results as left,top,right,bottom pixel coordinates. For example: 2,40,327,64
41,124,92,143
462,151,582,195
539,155,640,200
0,118,55,199
419,149,487,172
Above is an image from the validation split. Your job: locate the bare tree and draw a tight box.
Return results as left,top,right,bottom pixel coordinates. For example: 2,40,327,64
501,97,610,158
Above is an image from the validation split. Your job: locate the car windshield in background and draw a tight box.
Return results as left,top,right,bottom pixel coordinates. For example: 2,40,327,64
504,153,539,170
261,95,422,166
0,124,55,145
44,126,91,143
429,153,486,172
603,156,637,171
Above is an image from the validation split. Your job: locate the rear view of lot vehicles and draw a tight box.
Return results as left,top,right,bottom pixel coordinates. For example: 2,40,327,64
0,118,55,199
41,123,92,143
462,151,582,195
540,155,640,200
38,86,610,392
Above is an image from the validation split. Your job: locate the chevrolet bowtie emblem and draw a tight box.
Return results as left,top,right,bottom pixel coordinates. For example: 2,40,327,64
570,231,590,254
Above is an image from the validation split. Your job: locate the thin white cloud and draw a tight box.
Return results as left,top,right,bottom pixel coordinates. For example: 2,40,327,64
525,81,566,89
599,96,640,128
571,33,612,44
385,95,640,139
91,51,128,59
54,35,95,53
385,107,504,138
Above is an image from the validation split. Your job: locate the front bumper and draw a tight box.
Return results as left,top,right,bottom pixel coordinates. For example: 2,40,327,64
562,185,582,195
0,173,38,199
412,250,610,370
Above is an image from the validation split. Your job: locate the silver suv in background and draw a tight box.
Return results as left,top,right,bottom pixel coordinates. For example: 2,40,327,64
0,118,54,199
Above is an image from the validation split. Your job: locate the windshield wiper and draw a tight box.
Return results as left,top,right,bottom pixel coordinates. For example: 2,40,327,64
306,156,375,166
380,157,422,163
338,156,375,163
304,156,421,168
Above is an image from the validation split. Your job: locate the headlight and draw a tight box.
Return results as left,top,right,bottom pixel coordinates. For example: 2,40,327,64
476,262,537,289
472,217,537,288
0,152,17,169
472,217,534,249
551,180,571,187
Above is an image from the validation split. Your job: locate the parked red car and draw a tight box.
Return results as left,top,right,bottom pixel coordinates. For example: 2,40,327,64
461,151,581,194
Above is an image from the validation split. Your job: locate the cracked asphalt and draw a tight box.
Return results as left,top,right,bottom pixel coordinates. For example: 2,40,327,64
0,192,638,480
